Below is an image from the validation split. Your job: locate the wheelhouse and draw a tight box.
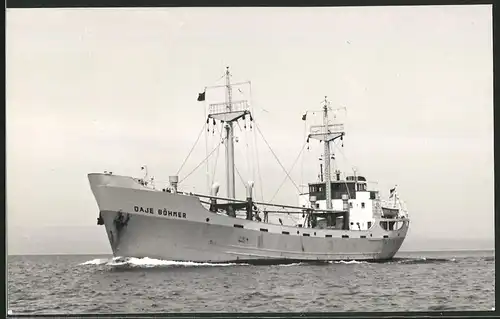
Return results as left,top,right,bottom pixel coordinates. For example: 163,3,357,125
307,175,377,200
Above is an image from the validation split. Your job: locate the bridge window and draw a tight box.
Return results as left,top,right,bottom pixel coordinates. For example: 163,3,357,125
260,228,268,232
342,235,349,238
282,231,290,235
234,224,244,228
393,221,405,231
349,202,353,208
325,234,332,238
367,221,372,229
303,233,310,237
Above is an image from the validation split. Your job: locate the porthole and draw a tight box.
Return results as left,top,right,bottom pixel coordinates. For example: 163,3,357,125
206,218,210,222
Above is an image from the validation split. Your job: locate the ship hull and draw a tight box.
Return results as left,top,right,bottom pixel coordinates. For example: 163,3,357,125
89,173,409,263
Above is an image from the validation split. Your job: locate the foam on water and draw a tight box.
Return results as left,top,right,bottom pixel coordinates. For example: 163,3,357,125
394,257,457,265
330,260,368,265
276,262,304,267
80,257,246,268
79,258,110,266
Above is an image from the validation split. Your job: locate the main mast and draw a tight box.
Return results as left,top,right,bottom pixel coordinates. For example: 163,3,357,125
224,67,236,199
206,67,251,204
307,96,345,209
322,98,333,209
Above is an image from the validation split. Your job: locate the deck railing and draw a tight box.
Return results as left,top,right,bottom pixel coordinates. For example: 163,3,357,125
309,123,344,135
208,100,249,115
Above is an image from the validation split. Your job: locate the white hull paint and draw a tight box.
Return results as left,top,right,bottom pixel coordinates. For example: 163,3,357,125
89,173,409,263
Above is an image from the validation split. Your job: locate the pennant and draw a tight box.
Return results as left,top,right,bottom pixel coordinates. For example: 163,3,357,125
197,91,206,102
390,187,395,194
302,113,307,121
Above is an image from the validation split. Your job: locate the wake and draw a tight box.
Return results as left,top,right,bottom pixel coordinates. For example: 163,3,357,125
79,257,246,268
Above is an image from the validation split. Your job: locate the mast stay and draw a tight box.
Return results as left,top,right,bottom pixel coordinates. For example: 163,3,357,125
176,69,351,222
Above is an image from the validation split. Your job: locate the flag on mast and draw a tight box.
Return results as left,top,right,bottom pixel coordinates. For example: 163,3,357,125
197,91,206,102
389,186,397,198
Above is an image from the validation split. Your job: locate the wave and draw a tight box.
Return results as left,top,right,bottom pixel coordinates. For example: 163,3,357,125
79,256,460,268
330,260,368,265
79,256,247,268
79,258,110,265
326,257,457,265
390,257,457,265
275,262,305,267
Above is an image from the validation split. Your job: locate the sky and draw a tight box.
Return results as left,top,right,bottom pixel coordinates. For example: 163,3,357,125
6,6,494,254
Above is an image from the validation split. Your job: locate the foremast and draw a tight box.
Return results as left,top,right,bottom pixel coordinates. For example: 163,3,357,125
224,67,236,199
207,67,252,206
307,97,345,209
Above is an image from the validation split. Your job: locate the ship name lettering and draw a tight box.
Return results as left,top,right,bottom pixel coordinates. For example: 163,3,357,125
157,208,186,219
134,205,154,214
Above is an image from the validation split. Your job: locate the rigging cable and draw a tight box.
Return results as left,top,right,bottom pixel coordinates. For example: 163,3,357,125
269,141,308,203
211,123,224,186
179,136,226,184
249,82,264,201
203,72,226,189
213,121,248,190
176,122,207,177
242,84,256,191
236,121,250,180
254,121,301,194
203,101,210,193
236,86,255,189
234,162,247,188
300,115,307,193
243,117,252,185
333,140,352,199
